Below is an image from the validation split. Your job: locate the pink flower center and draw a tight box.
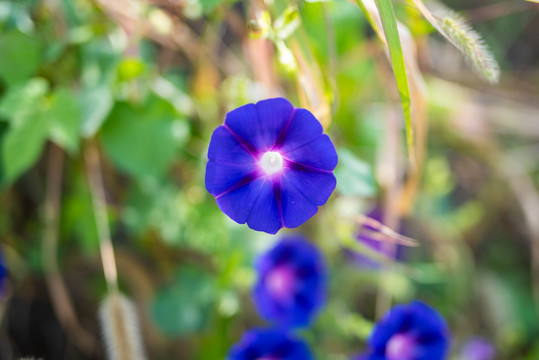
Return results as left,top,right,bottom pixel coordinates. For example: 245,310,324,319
265,266,295,300
259,151,284,175
386,333,416,360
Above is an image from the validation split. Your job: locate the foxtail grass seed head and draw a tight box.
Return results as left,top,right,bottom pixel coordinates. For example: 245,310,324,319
99,292,146,360
437,9,500,84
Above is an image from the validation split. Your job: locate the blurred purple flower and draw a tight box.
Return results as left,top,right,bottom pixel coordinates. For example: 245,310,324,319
205,98,338,234
346,207,405,269
253,235,326,329
461,337,495,360
227,328,313,360
0,250,6,291
356,300,450,360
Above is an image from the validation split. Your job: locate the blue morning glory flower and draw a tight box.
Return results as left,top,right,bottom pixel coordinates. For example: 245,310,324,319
356,300,450,360
227,328,313,360
461,337,495,360
252,235,326,329
205,98,338,234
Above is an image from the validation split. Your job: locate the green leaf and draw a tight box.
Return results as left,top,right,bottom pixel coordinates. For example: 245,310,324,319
0,30,41,86
1,111,49,182
334,148,376,197
123,181,182,244
0,78,51,183
152,266,215,336
81,39,120,87
0,79,81,181
0,2,34,33
80,85,113,137
46,88,81,154
0,78,49,124
359,0,415,164
101,95,189,181
79,38,119,137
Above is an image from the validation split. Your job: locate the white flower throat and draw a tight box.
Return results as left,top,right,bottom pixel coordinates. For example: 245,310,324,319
259,151,283,175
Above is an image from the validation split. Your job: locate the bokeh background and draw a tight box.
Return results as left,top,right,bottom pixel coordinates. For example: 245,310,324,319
1,0,539,359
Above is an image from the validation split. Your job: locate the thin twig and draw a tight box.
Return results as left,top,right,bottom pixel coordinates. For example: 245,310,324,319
85,143,119,292
42,144,96,354
356,214,418,247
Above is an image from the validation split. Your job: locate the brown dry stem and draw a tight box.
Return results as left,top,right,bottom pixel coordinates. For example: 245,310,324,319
85,143,119,292
42,144,96,354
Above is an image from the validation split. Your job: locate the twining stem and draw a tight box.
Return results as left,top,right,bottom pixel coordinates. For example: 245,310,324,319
42,144,96,354
85,142,119,292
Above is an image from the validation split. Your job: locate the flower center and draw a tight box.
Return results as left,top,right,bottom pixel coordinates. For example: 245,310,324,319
265,266,295,300
386,334,416,360
259,151,284,175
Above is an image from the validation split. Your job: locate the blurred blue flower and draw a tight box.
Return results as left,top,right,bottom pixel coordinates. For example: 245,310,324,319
0,250,6,290
356,300,450,360
227,328,313,360
205,98,338,234
253,235,326,329
461,337,495,360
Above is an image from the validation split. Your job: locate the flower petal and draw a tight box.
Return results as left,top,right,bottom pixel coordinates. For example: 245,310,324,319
276,108,323,153
225,98,294,152
246,179,283,234
207,126,256,164
252,236,326,329
227,328,313,360
284,134,338,171
215,177,266,225
370,304,410,350
351,352,385,360
205,161,258,196
282,169,336,206
408,300,449,339
369,300,450,360
280,176,318,228
256,98,295,150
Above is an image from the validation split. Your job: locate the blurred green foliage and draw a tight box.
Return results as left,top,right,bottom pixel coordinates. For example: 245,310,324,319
0,0,539,359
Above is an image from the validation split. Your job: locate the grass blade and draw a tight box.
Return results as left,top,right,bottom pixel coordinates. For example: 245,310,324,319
371,0,415,167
